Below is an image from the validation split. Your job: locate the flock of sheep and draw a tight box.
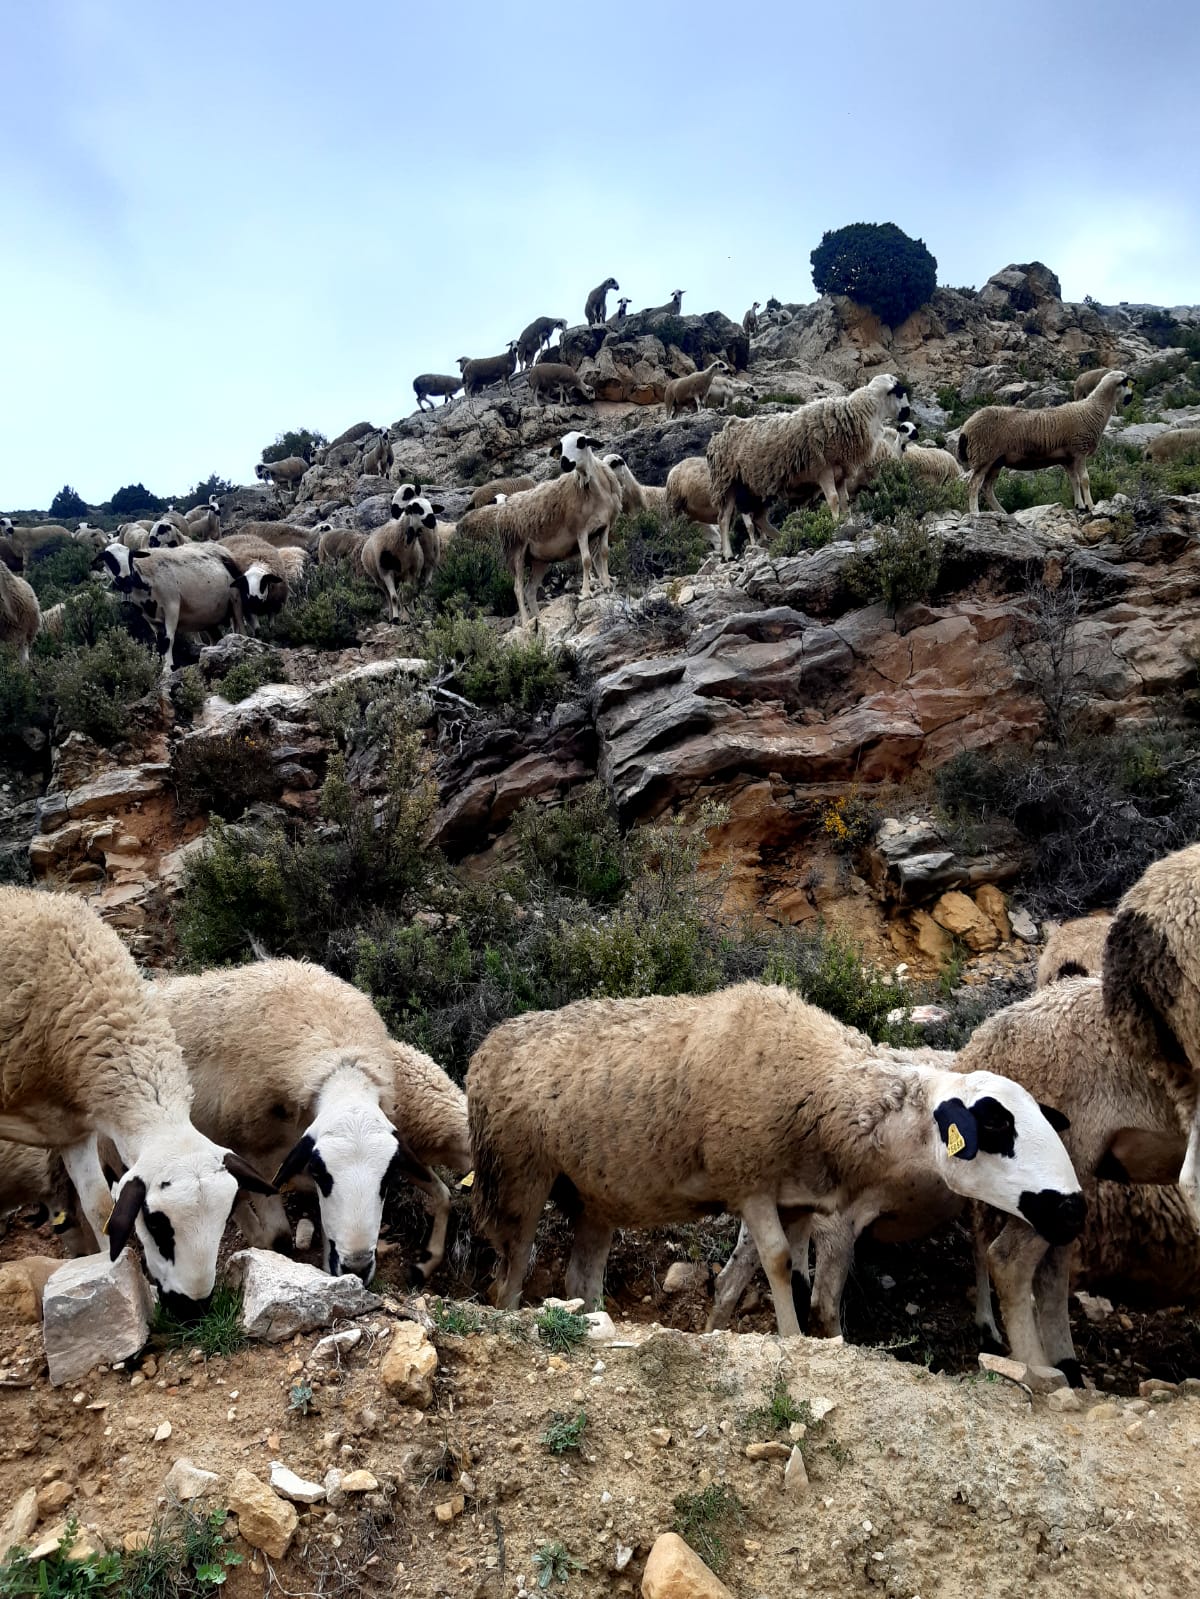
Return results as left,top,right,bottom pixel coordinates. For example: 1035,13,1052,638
4,837,1200,1387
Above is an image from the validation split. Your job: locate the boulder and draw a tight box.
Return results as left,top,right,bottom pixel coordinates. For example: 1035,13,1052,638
42,1252,155,1387
380,1320,438,1407
0,1488,38,1557
641,1532,733,1599
0,1256,62,1323
975,883,1011,941
930,890,1001,952
227,1469,297,1560
227,1250,380,1343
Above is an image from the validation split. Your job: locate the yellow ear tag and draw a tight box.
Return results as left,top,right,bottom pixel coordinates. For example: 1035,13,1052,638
459,1170,475,1189
946,1123,966,1158
50,1211,68,1229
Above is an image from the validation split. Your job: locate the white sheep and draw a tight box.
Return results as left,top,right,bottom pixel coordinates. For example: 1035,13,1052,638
1036,915,1112,987
1,518,71,568
585,277,620,326
607,297,632,327
469,476,536,509
185,496,221,539
219,533,306,626
317,527,367,570
72,521,109,552
148,517,188,549
0,563,41,666
1073,367,1110,400
0,888,275,1312
466,982,1084,1333
101,541,245,670
229,521,318,553
664,455,751,550
663,359,731,418
154,959,469,1284
601,454,668,516
361,431,394,478
361,496,445,622
645,289,685,317
706,374,760,411
706,373,912,553
957,370,1133,514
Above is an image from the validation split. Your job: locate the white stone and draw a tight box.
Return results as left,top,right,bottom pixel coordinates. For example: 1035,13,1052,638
269,1462,326,1504
0,1488,38,1556
585,1311,617,1342
227,1250,379,1343
1009,906,1038,942
153,1421,172,1442
310,1329,364,1364
784,1445,809,1497
542,1296,585,1313
163,1458,220,1502
42,1252,156,1387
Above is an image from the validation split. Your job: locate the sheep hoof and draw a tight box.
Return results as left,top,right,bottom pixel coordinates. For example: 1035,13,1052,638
405,1261,430,1289
1057,1358,1084,1389
977,1328,1006,1357
790,1270,812,1325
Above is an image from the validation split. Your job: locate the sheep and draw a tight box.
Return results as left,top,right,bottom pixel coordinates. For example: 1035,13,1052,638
317,527,367,569
105,542,246,670
393,493,452,579
1036,915,1112,987
645,289,685,318
361,430,394,478
120,523,153,551
1073,367,1111,400
957,370,1133,514
1,519,71,568
468,982,1084,1331
154,959,468,1283
706,374,760,411
185,496,221,539
255,455,309,492
469,476,536,509
487,431,622,628
601,454,668,515
898,435,964,487
413,373,463,410
585,277,620,326
158,506,191,536
517,317,568,371
230,521,318,553
842,423,908,497
743,301,761,336
607,296,632,328
73,521,109,552
706,373,912,554
1145,427,1200,464
0,887,276,1312
38,602,66,643
526,362,595,406
219,534,307,624
0,563,40,665
361,498,445,622
663,359,731,419
458,343,520,398
148,517,188,549
0,1141,90,1255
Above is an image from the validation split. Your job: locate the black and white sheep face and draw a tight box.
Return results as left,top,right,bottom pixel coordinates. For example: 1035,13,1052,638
242,563,287,614
927,1068,1085,1244
99,542,149,595
867,374,912,427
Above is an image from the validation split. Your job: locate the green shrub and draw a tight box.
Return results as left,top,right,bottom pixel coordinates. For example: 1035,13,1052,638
855,459,966,523
760,926,912,1043
172,668,207,721
845,517,942,614
0,1507,240,1596
608,508,711,589
425,612,576,712
263,561,381,648
49,485,88,521
174,821,300,966
541,1411,588,1453
216,651,288,703
427,532,516,615
671,1484,743,1575
26,541,95,604
513,781,627,903
261,427,325,464
105,482,165,517
810,221,937,328
0,646,42,744
534,1305,588,1353
171,731,281,818
44,630,160,745
38,585,123,652
769,505,838,555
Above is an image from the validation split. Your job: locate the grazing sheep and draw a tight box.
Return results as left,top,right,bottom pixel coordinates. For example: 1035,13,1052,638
0,888,276,1312
230,521,318,553
707,374,760,411
1145,427,1200,464
527,362,595,406
73,521,108,552
1,519,71,568
413,373,463,410
467,982,1084,1332
469,476,536,510
105,542,245,670
458,344,520,398
148,517,188,549
607,296,632,327
585,277,620,326
663,359,731,419
743,301,761,336
601,454,667,515
487,432,622,628
517,317,568,371
255,455,310,492
1036,916,1112,987
707,373,912,553
1074,367,1110,400
155,960,468,1283
361,430,394,478
899,437,964,487
185,496,221,539
0,563,41,665
842,424,908,497
957,370,1133,514
317,527,367,569
645,289,685,317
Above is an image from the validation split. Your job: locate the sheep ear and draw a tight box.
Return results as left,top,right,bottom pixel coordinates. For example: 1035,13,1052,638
933,1098,978,1160
273,1134,316,1190
429,503,444,515
1039,1103,1071,1134
383,1129,436,1192
968,1095,1018,1157
106,1176,147,1261
224,1151,277,1195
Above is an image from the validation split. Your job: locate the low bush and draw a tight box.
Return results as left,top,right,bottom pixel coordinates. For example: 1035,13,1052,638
425,612,576,712
608,508,712,589
513,781,627,903
769,504,838,555
26,541,95,605
845,517,942,614
263,562,380,648
0,645,42,745
855,459,966,523
171,731,281,819
427,532,516,615
216,651,288,703
44,630,160,744
0,1508,241,1596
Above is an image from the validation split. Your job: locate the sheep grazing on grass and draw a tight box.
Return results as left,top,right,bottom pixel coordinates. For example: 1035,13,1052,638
102,542,245,671
517,317,568,371
527,362,595,406
458,344,519,398
413,373,463,411
607,297,632,327
155,960,469,1284
894,423,963,487
1036,915,1112,987
467,982,1084,1333
957,370,1133,514
255,455,310,492
707,374,760,411
663,359,731,419
1145,427,1200,464
585,277,620,326
185,496,221,539
601,454,667,515
1074,367,1111,400
743,301,761,336
469,476,536,509
0,562,41,666
0,888,275,1313
706,373,911,554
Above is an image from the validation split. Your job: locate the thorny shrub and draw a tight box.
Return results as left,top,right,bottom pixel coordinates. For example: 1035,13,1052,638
608,508,712,590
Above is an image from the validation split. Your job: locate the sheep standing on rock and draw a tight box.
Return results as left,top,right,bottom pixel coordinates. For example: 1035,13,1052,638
607,297,632,327
645,289,685,317
361,495,446,621
517,317,568,371
956,370,1133,514
0,562,41,665
602,454,668,516
1146,427,1200,464
527,362,595,406
318,527,367,570
663,359,731,419
413,373,463,410
255,455,309,493
469,476,536,509
361,430,394,478
743,302,761,336
585,277,620,326
0,888,276,1313
155,960,469,1284
467,982,1085,1333
706,373,911,553
102,542,246,670
458,344,519,398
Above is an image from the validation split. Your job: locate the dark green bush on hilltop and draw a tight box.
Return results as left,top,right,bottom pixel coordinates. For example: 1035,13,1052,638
811,222,938,328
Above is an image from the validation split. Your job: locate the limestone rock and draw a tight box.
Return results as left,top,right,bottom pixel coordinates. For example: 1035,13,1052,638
0,1257,61,1323
42,1252,155,1387
341,1470,378,1493
227,1469,297,1560
978,1352,1067,1393
269,1463,325,1504
642,1532,733,1599
164,1459,221,1502
0,1488,38,1557
663,1262,712,1294
227,1249,379,1342
585,1311,617,1341
745,1441,790,1461
27,1521,102,1563
974,883,1011,941
36,1482,73,1517
1009,906,1038,942
931,890,1000,952
784,1445,809,1497
310,1328,364,1364
380,1320,438,1407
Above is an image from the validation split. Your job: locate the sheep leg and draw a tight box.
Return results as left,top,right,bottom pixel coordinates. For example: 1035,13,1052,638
717,499,737,561
986,1220,1052,1368
739,1193,802,1337
405,1168,453,1286
576,528,594,601
983,465,1005,515
511,546,531,629
707,1220,762,1330
748,508,776,547
61,1136,115,1249
1033,1244,1081,1384
808,1210,865,1338
381,571,399,624
972,1218,1004,1349
159,595,182,673
589,526,612,590
491,1195,547,1312
564,1211,613,1309
1077,459,1095,512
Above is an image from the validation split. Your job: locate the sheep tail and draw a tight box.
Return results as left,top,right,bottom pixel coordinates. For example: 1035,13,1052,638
957,431,970,465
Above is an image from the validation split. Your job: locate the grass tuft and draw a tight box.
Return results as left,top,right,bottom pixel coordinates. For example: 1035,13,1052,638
152,1286,246,1359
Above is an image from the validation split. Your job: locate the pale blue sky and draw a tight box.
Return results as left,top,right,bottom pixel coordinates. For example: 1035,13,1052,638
3,0,1196,508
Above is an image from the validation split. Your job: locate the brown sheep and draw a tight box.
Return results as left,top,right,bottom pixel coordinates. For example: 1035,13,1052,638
1036,915,1112,988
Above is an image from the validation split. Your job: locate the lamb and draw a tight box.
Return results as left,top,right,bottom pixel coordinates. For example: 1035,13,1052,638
1036,915,1112,987
842,423,907,496
458,344,520,398
706,373,912,553
585,277,620,326
185,496,221,539
105,542,246,670
1074,367,1111,400
0,887,275,1313
956,370,1133,514
219,534,307,624
645,289,685,317
663,359,731,419
601,453,667,515
743,301,761,336
467,982,1084,1332
154,960,469,1283
413,373,463,410
361,498,445,622
899,439,963,486
1145,427,1200,464
361,430,394,478
0,563,41,665
517,317,568,371
607,297,632,327
255,455,310,492
469,476,536,509
486,432,622,628
527,362,595,406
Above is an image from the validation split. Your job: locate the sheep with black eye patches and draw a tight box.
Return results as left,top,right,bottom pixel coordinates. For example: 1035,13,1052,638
153,959,469,1285
0,888,276,1318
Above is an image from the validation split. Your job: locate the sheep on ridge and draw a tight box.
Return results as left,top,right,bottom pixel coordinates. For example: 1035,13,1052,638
645,289,685,317
413,373,463,410
663,359,731,418
607,296,632,327
458,344,519,398
527,362,595,406
585,277,620,326
517,317,567,371
743,301,761,336
255,455,310,492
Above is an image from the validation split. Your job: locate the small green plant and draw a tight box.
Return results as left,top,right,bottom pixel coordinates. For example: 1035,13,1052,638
172,668,207,721
0,1508,240,1596
431,1299,488,1336
769,505,838,555
171,731,280,818
671,1484,743,1575
153,1286,246,1358
540,1411,588,1454
215,651,288,704
745,1379,809,1434
845,516,942,615
0,646,43,746
608,508,712,589
534,1305,589,1353
531,1541,584,1590
513,781,627,904
26,541,96,605
288,1380,315,1416
427,531,516,615
855,458,966,523
264,561,380,648
44,630,161,745
426,611,576,713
